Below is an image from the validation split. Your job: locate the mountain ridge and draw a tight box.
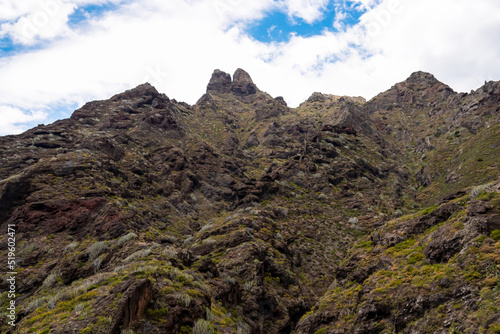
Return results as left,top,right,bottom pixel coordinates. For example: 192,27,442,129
0,69,499,334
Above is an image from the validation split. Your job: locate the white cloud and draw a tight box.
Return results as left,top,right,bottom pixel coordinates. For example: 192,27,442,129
282,0,330,24
0,106,48,135
350,0,381,11
0,0,499,135
0,0,123,45
208,0,275,25
358,0,500,92
0,2,76,45
0,0,121,21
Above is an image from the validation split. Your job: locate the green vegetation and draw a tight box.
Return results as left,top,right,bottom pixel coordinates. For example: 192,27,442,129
490,230,500,241
193,319,216,334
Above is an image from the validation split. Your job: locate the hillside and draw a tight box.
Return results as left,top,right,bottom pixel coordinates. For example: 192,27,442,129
0,69,499,334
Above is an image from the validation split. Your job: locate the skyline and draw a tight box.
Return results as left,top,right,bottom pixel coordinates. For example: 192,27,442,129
1,0,499,135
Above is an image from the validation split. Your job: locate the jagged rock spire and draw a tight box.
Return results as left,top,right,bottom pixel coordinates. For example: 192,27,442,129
207,69,232,94
205,68,258,97
231,68,257,96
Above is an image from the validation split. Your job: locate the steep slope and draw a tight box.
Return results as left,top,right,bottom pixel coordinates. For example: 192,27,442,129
0,69,498,334
366,72,500,204
293,73,500,334
295,183,500,334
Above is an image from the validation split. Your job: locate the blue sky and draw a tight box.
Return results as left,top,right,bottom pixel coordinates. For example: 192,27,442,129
0,2,121,56
245,1,368,43
0,1,368,56
0,0,499,135
66,2,120,28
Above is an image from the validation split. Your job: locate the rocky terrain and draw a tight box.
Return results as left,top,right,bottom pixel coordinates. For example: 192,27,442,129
0,69,499,334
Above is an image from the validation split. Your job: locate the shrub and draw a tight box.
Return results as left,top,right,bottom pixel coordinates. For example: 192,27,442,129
121,330,135,334
117,233,138,246
193,319,215,334
65,273,105,300
223,276,236,285
124,249,151,262
205,307,215,321
43,270,61,288
26,296,49,311
490,230,500,241
93,257,103,273
161,247,177,258
88,241,109,261
75,303,85,313
21,243,39,256
64,242,79,253
199,224,213,233
202,238,216,245
421,205,438,215
146,306,168,321
183,236,193,247
175,271,193,282
408,252,425,264
132,265,159,275
47,291,63,310
176,294,191,307
163,235,178,243
470,182,494,199
393,209,403,217
243,281,254,291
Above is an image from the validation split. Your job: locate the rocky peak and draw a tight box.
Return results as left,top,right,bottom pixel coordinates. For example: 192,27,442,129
232,68,253,84
406,71,439,85
366,71,456,115
111,83,160,101
307,92,328,103
399,71,451,93
207,69,232,94
69,82,181,134
205,68,258,98
231,68,258,96
478,80,500,96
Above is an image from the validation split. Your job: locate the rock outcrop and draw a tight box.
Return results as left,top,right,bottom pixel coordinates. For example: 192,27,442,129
205,68,260,103
207,69,232,94
231,68,258,97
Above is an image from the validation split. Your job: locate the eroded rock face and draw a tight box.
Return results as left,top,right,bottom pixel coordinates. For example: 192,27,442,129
371,202,463,247
109,279,153,334
296,189,500,334
205,68,259,103
231,68,258,96
207,69,232,94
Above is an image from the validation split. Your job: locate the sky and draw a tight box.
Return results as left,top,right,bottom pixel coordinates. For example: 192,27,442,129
0,0,499,135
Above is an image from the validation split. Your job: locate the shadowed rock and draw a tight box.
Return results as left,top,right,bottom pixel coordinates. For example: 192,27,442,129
232,68,258,96
109,279,153,334
207,69,232,94
205,68,258,97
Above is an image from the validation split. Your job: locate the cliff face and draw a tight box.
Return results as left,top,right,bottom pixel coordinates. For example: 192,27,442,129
0,69,499,334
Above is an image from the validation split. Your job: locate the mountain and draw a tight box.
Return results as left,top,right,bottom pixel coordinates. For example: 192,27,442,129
0,69,499,334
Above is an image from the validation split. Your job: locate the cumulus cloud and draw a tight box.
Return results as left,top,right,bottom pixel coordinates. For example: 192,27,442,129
0,0,499,135
0,106,47,135
282,0,330,23
0,0,124,45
